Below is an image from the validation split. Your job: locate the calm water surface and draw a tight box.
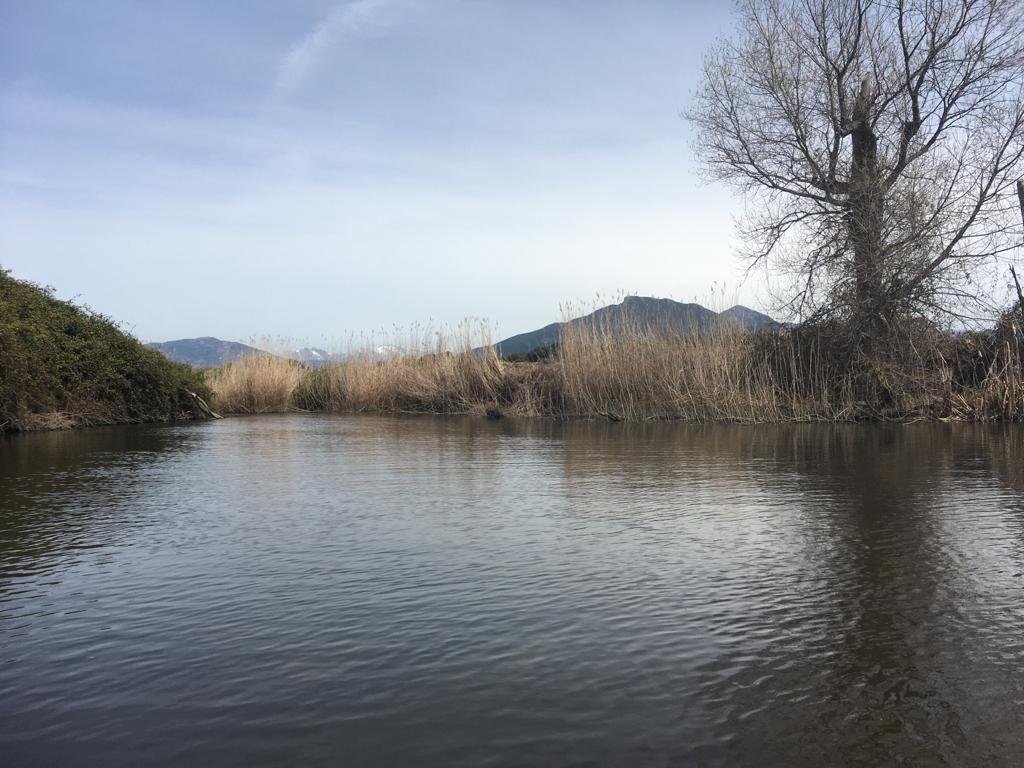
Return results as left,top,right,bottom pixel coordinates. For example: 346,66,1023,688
2,415,1024,766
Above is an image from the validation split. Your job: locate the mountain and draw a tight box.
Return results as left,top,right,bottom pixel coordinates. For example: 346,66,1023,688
148,299,776,367
149,338,403,368
494,296,776,358
146,337,266,368
291,346,401,366
717,304,777,329
291,347,343,366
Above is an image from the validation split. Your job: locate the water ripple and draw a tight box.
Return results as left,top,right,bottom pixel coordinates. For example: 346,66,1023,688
2,417,1023,766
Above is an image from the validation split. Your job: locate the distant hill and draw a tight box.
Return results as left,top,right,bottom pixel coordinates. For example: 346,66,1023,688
148,339,402,368
146,337,267,368
293,347,335,365
494,296,776,358
149,299,777,367
717,304,777,329
291,347,367,366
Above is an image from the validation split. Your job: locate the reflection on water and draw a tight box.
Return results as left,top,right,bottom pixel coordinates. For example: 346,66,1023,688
2,416,1023,767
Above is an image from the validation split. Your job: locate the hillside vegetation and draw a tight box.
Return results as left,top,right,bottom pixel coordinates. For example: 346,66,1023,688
0,269,211,432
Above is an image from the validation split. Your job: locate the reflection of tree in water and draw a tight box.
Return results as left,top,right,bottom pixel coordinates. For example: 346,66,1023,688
500,419,1024,767
578,422,1022,768
760,426,966,767
980,425,1024,492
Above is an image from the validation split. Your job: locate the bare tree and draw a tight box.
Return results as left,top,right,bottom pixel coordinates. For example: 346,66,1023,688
689,0,1024,340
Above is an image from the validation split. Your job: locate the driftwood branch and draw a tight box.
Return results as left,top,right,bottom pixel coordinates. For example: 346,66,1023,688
187,390,222,420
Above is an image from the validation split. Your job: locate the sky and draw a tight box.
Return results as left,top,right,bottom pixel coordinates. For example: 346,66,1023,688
0,0,756,346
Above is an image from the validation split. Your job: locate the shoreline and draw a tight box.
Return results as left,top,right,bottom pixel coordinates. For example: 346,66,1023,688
205,321,1024,426
9,392,1020,435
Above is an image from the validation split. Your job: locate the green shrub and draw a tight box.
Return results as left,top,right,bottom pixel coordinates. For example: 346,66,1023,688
0,268,210,431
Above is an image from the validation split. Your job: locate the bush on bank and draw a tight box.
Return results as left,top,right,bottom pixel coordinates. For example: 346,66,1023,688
0,269,211,432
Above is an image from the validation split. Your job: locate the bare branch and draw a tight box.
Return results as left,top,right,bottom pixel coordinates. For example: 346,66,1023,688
687,0,1024,328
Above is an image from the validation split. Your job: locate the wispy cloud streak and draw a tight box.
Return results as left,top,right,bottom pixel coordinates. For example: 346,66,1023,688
272,0,391,97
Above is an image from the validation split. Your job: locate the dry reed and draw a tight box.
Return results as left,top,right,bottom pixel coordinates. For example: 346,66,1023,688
206,310,1024,423
207,353,304,414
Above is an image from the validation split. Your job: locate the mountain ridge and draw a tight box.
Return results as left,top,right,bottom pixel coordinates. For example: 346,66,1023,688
147,298,777,368
145,337,267,368
493,296,776,358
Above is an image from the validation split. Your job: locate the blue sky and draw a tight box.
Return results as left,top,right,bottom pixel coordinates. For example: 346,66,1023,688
1,1,753,345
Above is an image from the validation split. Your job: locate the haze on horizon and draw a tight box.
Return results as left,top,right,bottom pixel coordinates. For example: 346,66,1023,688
1,0,760,346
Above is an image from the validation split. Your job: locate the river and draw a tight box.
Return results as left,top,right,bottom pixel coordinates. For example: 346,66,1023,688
2,415,1023,766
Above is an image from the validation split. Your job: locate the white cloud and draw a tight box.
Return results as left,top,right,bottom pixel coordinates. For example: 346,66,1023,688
2,1,752,343
272,0,392,97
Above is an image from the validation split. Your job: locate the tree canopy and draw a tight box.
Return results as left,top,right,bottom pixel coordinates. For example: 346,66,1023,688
690,0,1024,331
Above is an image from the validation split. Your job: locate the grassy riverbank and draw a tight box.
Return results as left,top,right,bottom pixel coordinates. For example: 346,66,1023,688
208,311,1024,423
1,270,211,432
5,263,1019,429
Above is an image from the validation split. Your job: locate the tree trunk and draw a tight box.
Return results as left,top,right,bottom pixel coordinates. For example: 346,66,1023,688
847,78,885,345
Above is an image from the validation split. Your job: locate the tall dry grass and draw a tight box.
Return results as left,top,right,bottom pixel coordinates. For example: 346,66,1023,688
206,308,1024,422
559,303,1024,422
298,322,501,413
294,347,506,414
210,321,554,417
557,313,852,421
206,353,304,414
